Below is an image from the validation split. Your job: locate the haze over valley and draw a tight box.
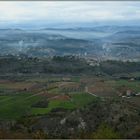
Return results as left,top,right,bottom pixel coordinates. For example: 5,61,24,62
0,1,140,139
1,26,140,61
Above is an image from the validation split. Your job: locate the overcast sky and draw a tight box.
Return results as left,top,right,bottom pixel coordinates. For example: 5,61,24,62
0,1,140,28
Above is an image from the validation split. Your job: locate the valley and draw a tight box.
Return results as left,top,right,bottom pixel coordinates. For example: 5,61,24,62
0,56,140,138
1,26,140,60
1,1,140,139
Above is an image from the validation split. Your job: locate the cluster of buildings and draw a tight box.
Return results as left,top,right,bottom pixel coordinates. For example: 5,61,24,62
119,89,140,98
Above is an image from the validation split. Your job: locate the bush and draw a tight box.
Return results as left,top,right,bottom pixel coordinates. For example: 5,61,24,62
91,123,121,139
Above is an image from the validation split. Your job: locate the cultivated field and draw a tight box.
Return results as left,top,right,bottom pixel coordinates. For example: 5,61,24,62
0,74,140,120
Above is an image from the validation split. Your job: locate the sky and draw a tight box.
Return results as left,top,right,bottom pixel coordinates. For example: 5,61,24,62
0,1,140,28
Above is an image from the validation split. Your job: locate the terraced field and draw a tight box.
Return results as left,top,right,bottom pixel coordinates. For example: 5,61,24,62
0,75,96,120
0,74,140,120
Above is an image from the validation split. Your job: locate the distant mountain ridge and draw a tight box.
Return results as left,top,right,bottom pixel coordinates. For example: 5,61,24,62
0,26,140,60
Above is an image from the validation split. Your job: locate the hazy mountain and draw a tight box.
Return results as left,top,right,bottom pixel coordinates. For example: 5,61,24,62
0,26,140,60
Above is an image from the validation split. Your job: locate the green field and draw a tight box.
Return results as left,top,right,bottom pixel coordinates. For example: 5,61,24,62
0,74,140,121
0,91,97,120
0,93,43,120
31,93,97,115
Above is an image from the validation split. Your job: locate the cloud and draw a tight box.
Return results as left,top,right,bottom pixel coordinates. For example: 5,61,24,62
0,1,140,26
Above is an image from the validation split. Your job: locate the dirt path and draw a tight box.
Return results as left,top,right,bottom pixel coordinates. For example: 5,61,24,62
85,86,98,97
25,92,45,99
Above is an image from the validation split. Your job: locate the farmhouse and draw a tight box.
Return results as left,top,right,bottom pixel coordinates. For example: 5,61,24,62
119,89,135,97
126,89,132,96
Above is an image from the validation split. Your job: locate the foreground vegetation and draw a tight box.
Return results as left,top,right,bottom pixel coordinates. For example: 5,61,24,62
0,56,140,138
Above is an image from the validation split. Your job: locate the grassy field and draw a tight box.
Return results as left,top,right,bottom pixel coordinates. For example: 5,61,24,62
0,84,97,120
31,92,97,115
0,93,43,120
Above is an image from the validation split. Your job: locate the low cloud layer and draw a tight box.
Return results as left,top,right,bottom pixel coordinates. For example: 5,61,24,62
0,1,140,28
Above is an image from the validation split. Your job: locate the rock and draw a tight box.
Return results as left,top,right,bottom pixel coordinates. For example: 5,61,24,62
60,118,66,125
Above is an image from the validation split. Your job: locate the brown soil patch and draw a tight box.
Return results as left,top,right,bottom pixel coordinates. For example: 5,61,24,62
0,80,11,84
27,83,44,92
58,82,77,87
50,95,71,101
88,82,117,97
0,81,37,90
60,82,81,89
40,92,58,98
